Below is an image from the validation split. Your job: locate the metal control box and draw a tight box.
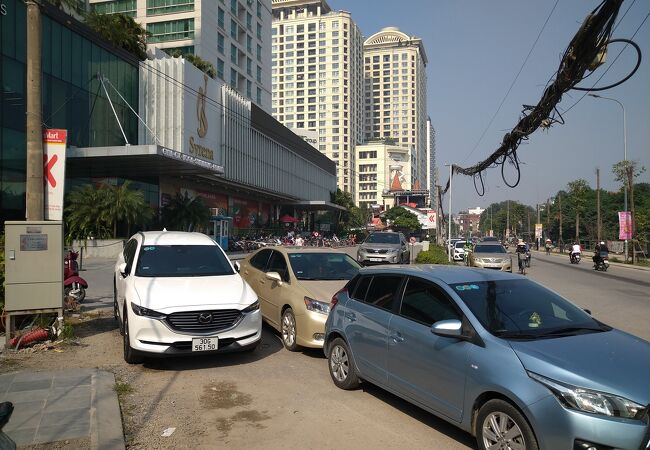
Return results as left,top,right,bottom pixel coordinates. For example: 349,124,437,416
4,221,64,311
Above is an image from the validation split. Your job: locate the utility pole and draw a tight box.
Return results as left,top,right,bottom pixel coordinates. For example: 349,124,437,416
546,199,550,239
446,165,453,262
628,165,636,262
506,200,510,241
536,203,541,249
558,193,563,253
25,0,43,220
596,168,601,242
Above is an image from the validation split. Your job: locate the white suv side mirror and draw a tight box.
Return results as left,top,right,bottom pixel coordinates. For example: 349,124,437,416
119,262,128,277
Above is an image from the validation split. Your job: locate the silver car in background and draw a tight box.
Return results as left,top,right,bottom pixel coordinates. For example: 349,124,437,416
356,232,409,265
325,266,650,450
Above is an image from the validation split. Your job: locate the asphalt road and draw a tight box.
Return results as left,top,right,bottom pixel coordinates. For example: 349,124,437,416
74,252,649,449
523,251,650,341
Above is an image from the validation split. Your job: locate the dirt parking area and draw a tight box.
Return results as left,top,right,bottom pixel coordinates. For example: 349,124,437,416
1,257,475,449
1,310,474,450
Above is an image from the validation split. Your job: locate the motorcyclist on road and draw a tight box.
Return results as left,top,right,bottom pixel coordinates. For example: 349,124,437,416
516,241,529,273
545,239,552,255
570,242,581,263
593,241,609,266
463,241,473,266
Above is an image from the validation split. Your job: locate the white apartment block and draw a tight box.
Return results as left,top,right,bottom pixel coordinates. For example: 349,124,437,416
355,142,411,210
88,0,272,111
363,27,428,193
426,117,437,209
270,0,364,195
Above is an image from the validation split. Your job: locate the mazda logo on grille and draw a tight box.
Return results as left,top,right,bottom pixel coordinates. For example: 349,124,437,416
198,313,213,324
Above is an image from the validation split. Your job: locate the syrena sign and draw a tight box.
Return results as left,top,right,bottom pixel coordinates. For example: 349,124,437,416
1,3,8,15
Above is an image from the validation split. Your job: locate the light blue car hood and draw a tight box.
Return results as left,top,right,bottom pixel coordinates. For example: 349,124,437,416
509,329,650,404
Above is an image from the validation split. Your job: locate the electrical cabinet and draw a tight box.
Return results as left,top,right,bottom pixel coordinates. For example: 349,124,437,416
4,221,64,311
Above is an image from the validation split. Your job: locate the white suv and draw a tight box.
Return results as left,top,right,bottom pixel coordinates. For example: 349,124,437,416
114,231,261,364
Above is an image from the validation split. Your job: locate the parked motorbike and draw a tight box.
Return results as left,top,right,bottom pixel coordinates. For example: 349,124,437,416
593,251,610,272
64,250,88,302
570,252,581,264
0,402,16,450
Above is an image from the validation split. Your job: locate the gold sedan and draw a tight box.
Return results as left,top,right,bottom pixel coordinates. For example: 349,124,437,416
238,247,361,351
468,242,513,272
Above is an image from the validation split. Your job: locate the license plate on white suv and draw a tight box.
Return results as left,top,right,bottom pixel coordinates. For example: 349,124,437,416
369,257,382,262
192,337,218,352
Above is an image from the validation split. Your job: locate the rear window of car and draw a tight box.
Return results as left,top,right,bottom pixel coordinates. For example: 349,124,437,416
351,276,371,301
249,249,272,270
364,276,402,310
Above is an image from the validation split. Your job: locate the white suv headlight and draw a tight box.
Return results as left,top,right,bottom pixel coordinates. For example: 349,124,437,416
131,303,166,319
528,372,645,419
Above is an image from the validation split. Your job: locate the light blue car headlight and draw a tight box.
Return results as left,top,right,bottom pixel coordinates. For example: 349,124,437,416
528,372,645,419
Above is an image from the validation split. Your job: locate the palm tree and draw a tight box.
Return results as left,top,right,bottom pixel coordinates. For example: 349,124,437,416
64,184,112,242
162,193,209,232
103,181,153,238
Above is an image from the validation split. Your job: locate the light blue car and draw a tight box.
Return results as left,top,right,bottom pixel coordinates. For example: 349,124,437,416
324,265,650,450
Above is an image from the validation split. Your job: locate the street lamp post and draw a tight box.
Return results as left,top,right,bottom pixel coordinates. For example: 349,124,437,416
589,94,627,261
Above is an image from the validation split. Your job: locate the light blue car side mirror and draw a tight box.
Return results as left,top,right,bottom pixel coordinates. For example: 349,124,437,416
431,319,463,338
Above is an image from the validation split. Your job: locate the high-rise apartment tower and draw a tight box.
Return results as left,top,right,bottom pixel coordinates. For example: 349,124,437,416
270,0,364,194
363,27,427,195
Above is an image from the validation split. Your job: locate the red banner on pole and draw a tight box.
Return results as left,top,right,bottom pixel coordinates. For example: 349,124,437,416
618,211,632,240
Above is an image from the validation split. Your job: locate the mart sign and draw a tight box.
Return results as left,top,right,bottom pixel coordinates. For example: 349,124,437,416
43,129,67,220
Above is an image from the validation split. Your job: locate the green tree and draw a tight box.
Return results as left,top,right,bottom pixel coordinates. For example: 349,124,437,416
613,160,646,242
84,12,149,60
44,0,85,15
103,181,153,238
65,184,113,242
166,50,217,79
384,207,421,232
161,192,210,232
65,182,152,240
566,179,590,241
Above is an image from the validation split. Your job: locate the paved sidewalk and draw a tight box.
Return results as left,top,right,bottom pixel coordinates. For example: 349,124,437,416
0,368,124,449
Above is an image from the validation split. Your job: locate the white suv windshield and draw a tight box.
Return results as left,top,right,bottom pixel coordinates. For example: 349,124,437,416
135,245,234,277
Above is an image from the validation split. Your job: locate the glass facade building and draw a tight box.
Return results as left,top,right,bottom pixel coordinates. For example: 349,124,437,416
0,0,139,222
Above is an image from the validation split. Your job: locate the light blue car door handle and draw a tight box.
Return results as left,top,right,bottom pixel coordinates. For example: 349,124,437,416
390,332,405,343
344,312,356,322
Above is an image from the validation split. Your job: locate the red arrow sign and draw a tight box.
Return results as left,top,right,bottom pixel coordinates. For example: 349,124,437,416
44,154,58,188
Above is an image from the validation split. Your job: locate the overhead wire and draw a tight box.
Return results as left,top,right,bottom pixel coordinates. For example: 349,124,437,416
439,0,640,199
460,0,560,164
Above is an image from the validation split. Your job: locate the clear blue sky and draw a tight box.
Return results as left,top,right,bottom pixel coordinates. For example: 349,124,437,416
328,0,650,213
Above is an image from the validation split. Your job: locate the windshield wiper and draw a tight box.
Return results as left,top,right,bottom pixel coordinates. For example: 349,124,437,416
538,326,605,337
493,330,540,340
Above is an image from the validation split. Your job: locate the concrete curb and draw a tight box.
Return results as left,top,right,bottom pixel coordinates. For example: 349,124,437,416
92,370,125,450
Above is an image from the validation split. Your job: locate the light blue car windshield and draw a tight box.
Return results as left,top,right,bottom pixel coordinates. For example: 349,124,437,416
451,280,606,339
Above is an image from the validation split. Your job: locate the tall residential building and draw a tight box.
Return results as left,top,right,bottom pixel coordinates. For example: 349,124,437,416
426,117,437,209
88,0,273,111
270,0,364,195
362,27,428,192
